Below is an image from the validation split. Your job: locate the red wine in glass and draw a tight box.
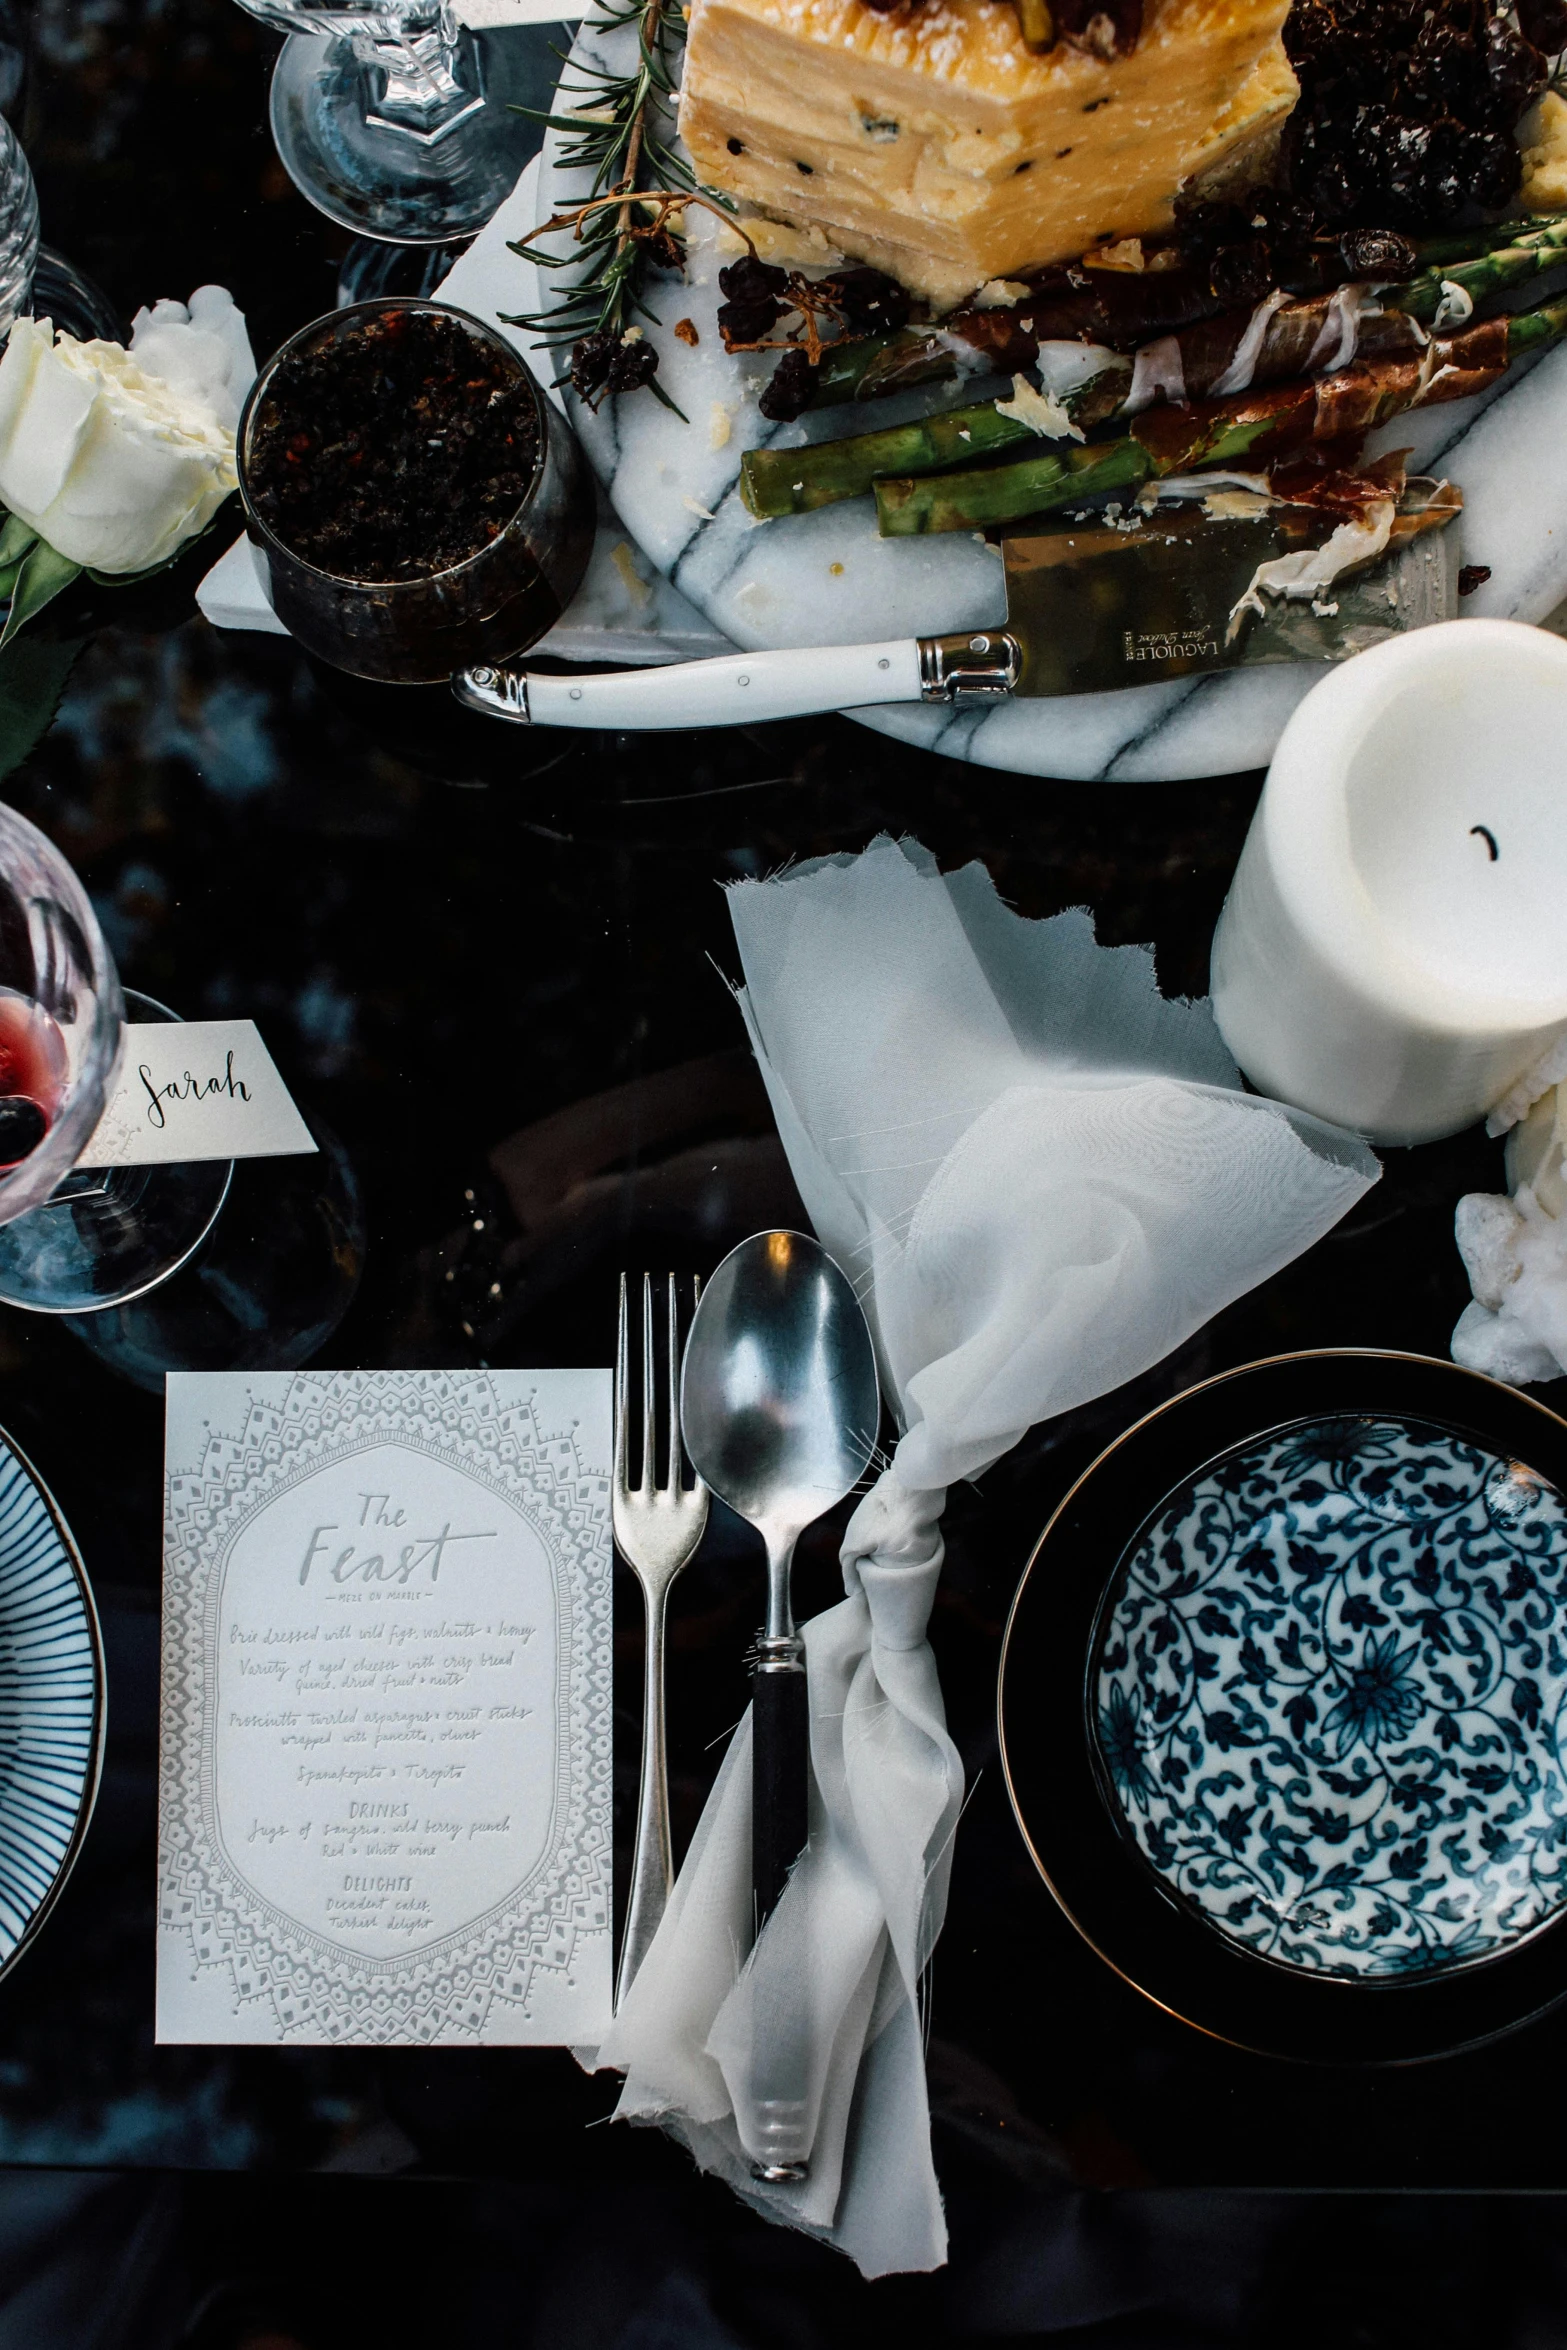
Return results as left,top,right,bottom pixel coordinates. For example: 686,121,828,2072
0,988,67,1171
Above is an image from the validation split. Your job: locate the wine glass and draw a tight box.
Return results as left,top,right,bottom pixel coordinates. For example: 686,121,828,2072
236,0,542,244
0,811,231,1316
0,804,121,1228
0,109,37,342
0,112,120,345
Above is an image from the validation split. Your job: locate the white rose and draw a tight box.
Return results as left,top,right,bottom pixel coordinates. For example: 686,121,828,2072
0,306,244,575
128,285,256,431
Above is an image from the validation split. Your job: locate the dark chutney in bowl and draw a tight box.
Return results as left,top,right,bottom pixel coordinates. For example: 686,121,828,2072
238,298,594,683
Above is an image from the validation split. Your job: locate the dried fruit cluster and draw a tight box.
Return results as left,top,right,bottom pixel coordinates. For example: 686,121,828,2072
1282,0,1557,225
716,254,913,418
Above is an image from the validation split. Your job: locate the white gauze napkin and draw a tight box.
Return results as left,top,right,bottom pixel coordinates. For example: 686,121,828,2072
594,836,1378,2277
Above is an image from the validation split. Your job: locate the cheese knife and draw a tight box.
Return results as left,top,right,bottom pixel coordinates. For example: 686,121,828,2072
453,502,1458,730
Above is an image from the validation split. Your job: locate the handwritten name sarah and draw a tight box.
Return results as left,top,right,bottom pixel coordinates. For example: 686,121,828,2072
140,1050,252,1129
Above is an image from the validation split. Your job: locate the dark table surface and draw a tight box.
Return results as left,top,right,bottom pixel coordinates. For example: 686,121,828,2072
1,0,1564,2259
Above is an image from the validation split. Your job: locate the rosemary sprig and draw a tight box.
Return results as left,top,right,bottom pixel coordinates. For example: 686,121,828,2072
501,0,726,412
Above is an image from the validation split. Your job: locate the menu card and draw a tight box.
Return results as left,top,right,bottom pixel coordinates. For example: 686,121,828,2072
157,1369,613,2047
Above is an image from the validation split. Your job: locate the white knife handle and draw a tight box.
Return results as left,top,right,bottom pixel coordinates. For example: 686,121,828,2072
455,639,921,730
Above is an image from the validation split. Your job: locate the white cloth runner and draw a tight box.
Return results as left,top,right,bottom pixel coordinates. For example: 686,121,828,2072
594,836,1379,2276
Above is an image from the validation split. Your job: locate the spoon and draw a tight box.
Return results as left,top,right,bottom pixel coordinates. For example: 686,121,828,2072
682,1229,879,1905
681,1229,880,2180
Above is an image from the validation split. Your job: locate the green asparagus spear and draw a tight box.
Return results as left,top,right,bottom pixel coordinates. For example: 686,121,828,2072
741,370,1127,517
873,300,1567,535
1393,211,1567,324
744,219,1567,522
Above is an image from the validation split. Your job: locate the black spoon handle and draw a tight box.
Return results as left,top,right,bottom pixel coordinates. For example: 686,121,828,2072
752,1643,809,1935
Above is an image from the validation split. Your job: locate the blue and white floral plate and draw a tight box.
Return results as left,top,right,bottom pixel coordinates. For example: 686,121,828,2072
0,1428,103,1983
999,1352,1567,2061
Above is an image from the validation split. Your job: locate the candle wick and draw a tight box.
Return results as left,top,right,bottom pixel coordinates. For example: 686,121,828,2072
1470,825,1499,862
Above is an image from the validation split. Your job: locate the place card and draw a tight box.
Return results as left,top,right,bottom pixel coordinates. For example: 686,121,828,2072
452,1,582,24
83,1020,316,1168
157,1368,613,2047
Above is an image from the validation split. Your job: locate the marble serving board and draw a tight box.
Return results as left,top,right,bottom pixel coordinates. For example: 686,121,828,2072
536,14,1567,782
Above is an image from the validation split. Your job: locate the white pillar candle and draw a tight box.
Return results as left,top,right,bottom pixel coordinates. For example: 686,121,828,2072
1211,619,1567,1148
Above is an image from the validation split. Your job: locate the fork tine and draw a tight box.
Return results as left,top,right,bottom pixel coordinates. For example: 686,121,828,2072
615,1272,630,1496
665,1273,681,1492
642,1271,656,1495
686,1272,703,1490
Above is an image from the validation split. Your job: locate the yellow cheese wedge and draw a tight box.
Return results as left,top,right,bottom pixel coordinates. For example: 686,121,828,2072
1516,90,1567,214
680,0,1297,306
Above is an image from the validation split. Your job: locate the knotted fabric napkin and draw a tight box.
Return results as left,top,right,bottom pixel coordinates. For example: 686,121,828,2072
594,836,1378,2275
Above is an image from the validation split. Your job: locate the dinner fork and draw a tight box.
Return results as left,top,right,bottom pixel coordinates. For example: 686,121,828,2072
614,1271,709,2010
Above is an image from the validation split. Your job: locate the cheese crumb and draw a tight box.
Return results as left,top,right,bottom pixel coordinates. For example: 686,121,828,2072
718,214,844,267
609,540,652,607
995,372,1084,441
1086,237,1145,272
710,401,733,449
1202,487,1275,518
973,279,1032,309
1433,279,1474,331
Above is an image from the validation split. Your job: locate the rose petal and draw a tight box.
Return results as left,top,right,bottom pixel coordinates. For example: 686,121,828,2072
0,323,96,518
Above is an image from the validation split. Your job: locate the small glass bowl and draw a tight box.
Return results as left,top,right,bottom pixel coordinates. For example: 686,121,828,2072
237,297,595,684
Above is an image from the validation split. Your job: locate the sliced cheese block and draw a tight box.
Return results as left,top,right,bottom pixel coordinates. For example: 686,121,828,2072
680,0,1297,306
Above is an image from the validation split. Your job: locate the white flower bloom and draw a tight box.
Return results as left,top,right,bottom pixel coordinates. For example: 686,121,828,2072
0,300,247,576
128,286,256,430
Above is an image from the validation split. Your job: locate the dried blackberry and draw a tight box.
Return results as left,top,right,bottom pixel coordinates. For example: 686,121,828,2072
570,329,620,402
824,265,912,332
1208,237,1275,303
606,335,660,396
1281,0,1544,228
1519,0,1567,54
718,298,783,347
1482,12,1546,127
717,256,790,348
758,347,818,421
569,327,659,408
719,255,790,306
1176,194,1313,301
641,225,686,272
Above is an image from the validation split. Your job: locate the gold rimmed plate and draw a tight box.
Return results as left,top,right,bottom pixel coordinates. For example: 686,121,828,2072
999,1350,1567,2062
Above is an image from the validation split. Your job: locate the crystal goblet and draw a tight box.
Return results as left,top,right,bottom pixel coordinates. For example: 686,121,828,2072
0,815,233,1316
235,0,542,244
0,110,120,344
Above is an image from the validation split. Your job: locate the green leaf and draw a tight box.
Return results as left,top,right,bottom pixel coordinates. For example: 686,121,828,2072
0,632,86,781
0,539,83,649
0,513,38,569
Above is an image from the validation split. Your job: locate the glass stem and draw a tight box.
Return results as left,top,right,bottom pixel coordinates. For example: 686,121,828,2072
354,6,483,142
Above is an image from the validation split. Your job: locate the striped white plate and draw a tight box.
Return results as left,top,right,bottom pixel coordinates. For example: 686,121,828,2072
0,1432,102,1976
